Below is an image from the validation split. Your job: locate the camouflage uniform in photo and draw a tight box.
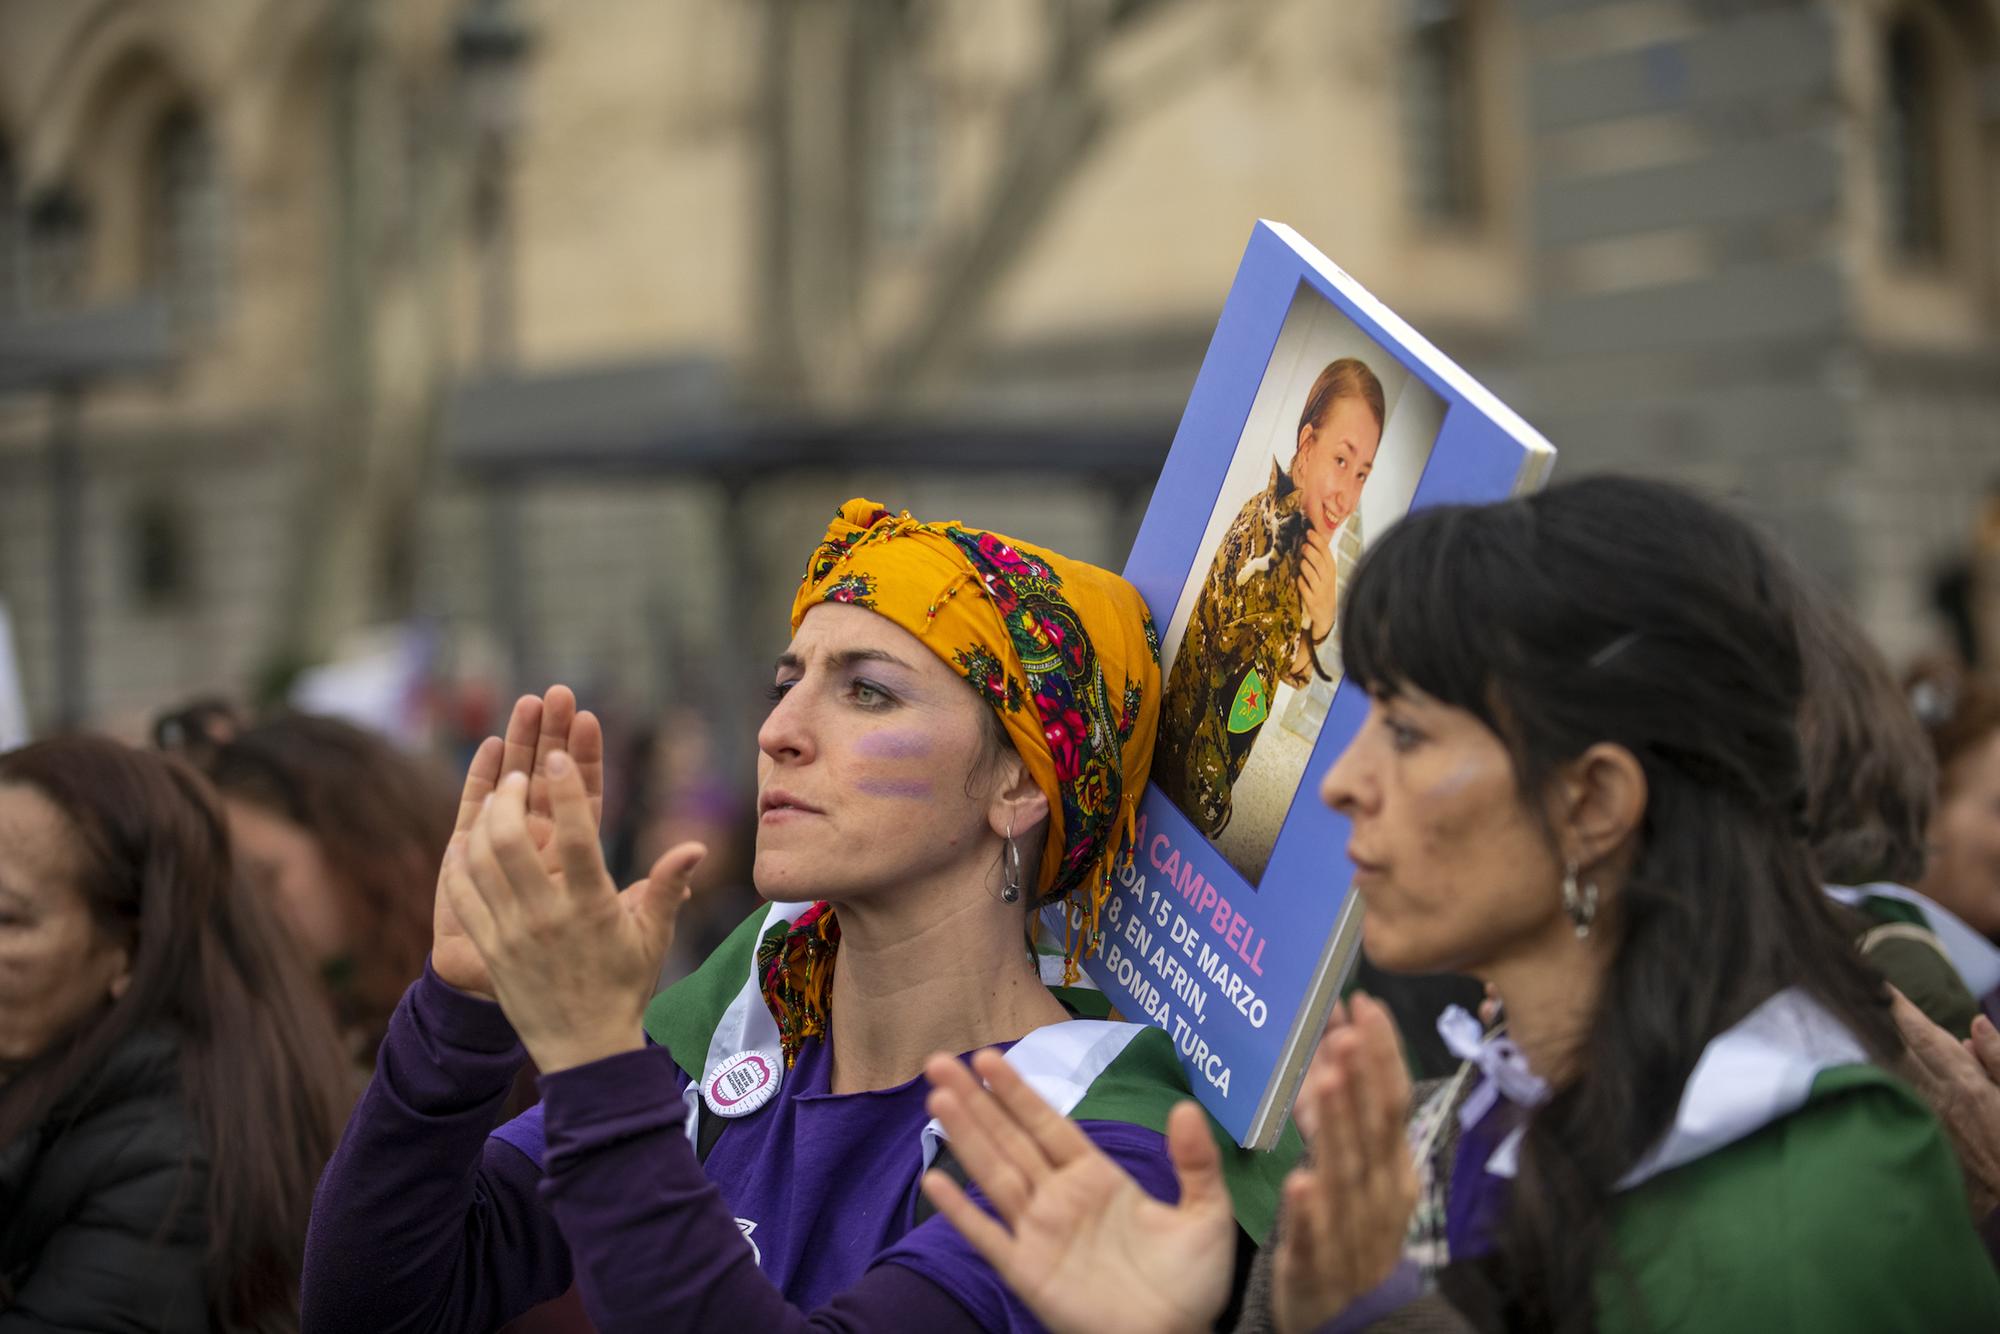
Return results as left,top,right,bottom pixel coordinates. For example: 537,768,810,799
1156,462,1359,837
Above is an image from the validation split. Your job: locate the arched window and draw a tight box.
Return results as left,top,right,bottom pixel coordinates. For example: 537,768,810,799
146,105,227,326
1879,13,1945,264
1402,0,1482,227
25,186,89,314
128,492,194,611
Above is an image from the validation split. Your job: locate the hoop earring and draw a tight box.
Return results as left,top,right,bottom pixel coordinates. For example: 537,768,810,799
1561,860,1598,939
1001,813,1022,904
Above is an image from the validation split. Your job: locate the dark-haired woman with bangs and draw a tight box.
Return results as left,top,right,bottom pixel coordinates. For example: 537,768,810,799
0,737,351,1332
917,476,2000,1332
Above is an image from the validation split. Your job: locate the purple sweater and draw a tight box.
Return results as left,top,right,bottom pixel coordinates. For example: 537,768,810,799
301,965,1177,1333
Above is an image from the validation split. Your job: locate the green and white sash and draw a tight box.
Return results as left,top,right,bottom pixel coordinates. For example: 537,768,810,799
1474,988,1869,1188
645,900,1296,1242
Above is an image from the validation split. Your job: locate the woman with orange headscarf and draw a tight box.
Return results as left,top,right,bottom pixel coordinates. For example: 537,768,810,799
302,501,1290,1333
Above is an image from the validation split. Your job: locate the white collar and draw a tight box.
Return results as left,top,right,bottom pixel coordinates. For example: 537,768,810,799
1437,1005,1547,1131
1481,988,1866,1188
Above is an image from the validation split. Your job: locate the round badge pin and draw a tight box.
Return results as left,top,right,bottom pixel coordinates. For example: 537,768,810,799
704,1050,781,1118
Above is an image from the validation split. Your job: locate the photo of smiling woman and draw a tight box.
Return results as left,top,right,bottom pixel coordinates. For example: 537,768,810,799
301,500,1288,1333
1155,285,1445,882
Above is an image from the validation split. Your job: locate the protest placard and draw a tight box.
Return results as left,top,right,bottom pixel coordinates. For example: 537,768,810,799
1046,221,1555,1147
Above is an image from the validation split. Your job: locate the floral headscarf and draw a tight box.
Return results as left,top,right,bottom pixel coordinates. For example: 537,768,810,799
760,499,1161,1063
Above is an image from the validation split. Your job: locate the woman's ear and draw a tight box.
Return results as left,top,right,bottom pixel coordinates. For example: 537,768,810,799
1557,742,1647,874
987,757,1051,841
1296,420,1317,458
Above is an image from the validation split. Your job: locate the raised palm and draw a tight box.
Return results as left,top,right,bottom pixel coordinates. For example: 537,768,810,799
432,687,604,998
921,1052,1234,1334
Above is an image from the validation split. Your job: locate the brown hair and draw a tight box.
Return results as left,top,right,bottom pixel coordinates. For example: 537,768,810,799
0,737,351,1331
1794,584,1936,885
198,713,453,1060
1295,356,1387,439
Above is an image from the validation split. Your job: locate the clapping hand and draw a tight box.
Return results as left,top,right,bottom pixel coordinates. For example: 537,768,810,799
1273,994,1418,1334
1890,988,2000,1214
432,688,606,999
440,723,706,1074
920,1050,1236,1334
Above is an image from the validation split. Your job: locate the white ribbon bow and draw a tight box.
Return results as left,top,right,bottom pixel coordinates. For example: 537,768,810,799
1437,1004,1550,1132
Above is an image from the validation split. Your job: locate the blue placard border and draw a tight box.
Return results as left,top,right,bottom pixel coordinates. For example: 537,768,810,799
1079,221,1547,1143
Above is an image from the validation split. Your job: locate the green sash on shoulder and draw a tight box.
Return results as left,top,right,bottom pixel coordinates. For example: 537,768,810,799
644,903,1299,1244
1600,1062,2000,1332
645,901,773,1078
1060,1019,1301,1244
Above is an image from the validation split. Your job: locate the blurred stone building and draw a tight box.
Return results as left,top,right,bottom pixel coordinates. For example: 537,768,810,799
0,0,1995,743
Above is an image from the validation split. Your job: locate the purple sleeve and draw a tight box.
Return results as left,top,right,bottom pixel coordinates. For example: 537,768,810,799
488,1034,684,1169
301,964,573,1334
536,1046,987,1334
1309,1262,1425,1334
873,1120,1179,1332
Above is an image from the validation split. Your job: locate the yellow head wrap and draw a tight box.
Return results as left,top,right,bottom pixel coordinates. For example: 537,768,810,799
781,499,1160,990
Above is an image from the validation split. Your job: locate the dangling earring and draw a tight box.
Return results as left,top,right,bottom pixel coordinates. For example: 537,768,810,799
1561,860,1598,939
1001,812,1023,904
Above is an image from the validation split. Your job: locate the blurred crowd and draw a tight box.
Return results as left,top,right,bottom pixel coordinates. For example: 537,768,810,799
0,684,759,1328
0,475,1994,1331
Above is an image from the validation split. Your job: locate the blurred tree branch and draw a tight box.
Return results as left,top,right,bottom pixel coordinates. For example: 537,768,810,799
759,0,1268,408
268,0,379,692
265,0,455,694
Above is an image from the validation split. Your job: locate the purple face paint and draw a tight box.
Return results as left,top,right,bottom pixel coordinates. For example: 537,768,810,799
854,729,936,760
853,727,939,798
855,776,935,800
1427,761,1484,800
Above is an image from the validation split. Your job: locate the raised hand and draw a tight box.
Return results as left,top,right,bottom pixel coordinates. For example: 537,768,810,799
441,745,705,1074
512,685,606,859
431,687,605,998
1272,994,1417,1334
1890,988,2000,1213
920,1050,1235,1334
1971,1012,2000,1083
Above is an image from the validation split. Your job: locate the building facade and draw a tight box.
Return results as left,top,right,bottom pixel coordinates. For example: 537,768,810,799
0,0,1994,739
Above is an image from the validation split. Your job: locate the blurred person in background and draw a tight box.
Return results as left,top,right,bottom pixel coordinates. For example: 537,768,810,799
1910,673,2000,949
605,705,759,984
160,706,457,1064
1796,582,1989,1036
1932,479,2000,676
152,696,244,772
0,737,350,1331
